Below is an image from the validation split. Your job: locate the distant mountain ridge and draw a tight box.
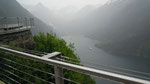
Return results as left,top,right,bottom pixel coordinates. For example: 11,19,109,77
92,0,150,57
51,0,150,57
0,0,53,35
28,2,54,24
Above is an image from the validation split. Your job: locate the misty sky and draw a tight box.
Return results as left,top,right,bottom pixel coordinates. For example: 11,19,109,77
17,0,108,10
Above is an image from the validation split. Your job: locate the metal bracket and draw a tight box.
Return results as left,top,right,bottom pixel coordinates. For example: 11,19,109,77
42,52,61,59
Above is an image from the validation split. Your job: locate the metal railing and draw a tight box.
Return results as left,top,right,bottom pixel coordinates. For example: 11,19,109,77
0,17,34,35
0,46,150,84
0,17,34,28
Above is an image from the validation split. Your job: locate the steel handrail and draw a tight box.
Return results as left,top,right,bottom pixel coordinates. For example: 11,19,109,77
0,47,150,84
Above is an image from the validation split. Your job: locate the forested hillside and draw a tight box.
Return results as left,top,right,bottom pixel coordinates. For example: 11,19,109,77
0,32,95,84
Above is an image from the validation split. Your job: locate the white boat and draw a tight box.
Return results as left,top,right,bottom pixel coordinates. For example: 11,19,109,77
89,48,93,50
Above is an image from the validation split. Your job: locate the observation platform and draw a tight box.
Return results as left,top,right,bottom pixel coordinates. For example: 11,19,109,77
0,17,34,36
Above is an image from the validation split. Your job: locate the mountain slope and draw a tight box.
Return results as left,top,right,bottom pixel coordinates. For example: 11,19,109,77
0,0,53,35
93,0,150,56
27,3,54,24
56,0,150,57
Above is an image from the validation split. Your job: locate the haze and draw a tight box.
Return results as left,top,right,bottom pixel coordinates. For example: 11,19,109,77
1,0,150,84
17,0,108,10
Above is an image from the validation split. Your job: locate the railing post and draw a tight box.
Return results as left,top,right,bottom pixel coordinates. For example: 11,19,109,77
25,17,27,29
30,18,32,28
4,17,8,29
17,17,20,26
42,52,63,84
17,17,20,30
54,66,64,84
32,18,34,27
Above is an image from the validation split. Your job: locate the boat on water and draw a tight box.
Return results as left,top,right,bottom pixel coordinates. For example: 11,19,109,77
89,48,93,50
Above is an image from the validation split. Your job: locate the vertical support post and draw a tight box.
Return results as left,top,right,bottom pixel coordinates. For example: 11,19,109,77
25,17,27,29
5,17,8,29
30,18,32,28
32,18,34,27
17,17,20,29
54,66,64,84
30,18,34,28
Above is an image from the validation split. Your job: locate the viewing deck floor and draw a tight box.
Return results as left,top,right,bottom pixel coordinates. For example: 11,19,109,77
0,26,32,35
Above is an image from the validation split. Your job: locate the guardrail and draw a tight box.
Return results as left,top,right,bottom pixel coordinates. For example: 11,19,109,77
0,17,34,35
0,46,150,84
0,17,34,29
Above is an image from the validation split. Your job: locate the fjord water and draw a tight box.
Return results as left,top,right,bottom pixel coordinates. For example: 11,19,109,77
63,35,150,84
